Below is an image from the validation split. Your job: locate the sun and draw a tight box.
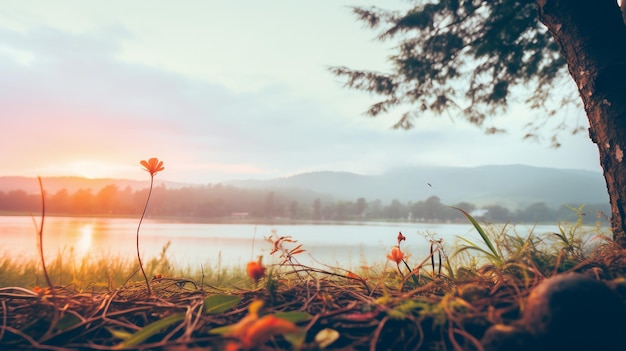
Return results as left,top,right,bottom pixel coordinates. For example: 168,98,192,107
62,160,125,179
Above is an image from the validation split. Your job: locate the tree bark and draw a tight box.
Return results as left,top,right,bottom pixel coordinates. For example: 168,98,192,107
537,0,626,246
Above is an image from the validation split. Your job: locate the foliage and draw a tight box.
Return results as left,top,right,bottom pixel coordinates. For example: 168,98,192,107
0,185,611,225
452,205,606,278
453,207,504,265
330,0,582,146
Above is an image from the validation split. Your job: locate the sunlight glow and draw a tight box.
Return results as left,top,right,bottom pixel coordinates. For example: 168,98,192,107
66,161,120,179
38,160,131,179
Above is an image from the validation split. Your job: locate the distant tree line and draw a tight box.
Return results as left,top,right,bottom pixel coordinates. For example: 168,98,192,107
0,184,610,225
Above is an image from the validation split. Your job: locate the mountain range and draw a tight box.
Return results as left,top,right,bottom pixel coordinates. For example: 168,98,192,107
0,165,609,209
224,164,608,209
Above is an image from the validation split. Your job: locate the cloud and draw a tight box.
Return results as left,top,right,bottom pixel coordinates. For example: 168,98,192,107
0,3,603,185
0,25,387,181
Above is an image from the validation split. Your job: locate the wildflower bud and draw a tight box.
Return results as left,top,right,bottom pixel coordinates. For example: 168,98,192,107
246,256,265,283
397,232,406,245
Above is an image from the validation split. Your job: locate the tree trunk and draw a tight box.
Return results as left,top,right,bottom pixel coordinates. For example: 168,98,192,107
537,0,626,246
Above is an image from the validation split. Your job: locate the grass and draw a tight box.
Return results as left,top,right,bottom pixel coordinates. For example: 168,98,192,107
1,209,623,350
0,245,251,292
2,161,623,350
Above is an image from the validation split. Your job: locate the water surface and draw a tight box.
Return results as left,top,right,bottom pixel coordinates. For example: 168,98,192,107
0,216,561,269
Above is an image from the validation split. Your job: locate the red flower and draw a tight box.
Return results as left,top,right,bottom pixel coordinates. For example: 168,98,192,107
140,157,164,177
387,246,405,264
397,232,406,245
246,256,265,282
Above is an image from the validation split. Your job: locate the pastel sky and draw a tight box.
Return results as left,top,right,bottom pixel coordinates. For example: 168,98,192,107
0,0,603,184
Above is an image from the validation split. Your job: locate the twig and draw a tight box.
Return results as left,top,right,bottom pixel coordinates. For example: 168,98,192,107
0,299,6,343
370,315,389,351
0,326,75,351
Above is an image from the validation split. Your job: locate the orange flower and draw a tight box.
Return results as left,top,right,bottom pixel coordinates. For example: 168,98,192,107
246,256,265,282
226,300,298,349
387,246,405,264
140,157,164,177
241,315,298,348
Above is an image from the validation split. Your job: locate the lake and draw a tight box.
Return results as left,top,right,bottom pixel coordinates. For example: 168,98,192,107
0,216,562,270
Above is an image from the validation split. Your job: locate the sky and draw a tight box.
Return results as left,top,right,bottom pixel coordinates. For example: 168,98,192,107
0,0,604,185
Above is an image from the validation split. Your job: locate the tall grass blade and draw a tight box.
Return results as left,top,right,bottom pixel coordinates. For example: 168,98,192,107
454,237,501,263
452,207,500,260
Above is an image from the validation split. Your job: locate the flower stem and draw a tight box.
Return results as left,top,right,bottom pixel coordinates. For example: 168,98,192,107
37,177,55,297
402,258,419,286
137,175,154,295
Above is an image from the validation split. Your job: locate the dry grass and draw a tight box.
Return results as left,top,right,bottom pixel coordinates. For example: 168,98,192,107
2,242,626,351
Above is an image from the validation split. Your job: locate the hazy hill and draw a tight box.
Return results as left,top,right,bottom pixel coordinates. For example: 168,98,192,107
0,165,608,209
0,176,187,194
225,165,608,209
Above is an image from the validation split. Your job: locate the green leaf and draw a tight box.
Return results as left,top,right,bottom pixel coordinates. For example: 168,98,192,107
203,294,242,314
273,311,312,323
454,237,501,263
106,327,133,341
208,324,235,335
114,313,185,349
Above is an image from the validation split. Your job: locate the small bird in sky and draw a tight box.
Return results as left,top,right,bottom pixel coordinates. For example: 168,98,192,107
427,182,432,187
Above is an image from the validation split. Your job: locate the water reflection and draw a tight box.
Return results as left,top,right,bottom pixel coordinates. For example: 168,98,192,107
0,216,564,269
76,224,93,259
